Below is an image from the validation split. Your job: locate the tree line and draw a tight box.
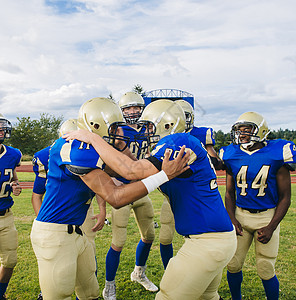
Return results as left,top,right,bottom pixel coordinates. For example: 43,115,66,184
5,113,296,158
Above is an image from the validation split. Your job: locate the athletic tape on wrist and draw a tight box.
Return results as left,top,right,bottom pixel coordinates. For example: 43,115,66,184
141,170,169,194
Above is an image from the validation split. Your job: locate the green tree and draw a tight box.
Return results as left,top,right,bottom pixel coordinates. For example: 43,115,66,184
8,113,63,156
133,84,145,94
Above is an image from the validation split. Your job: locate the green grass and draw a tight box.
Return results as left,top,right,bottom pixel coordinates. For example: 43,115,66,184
5,179,296,299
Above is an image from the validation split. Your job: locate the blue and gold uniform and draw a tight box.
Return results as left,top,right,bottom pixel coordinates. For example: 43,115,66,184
148,133,236,300
32,146,50,195
220,140,296,210
30,138,101,300
189,126,215,147
220,138,296,300
104,123,157,293
0,145,21,273
159,125,216,269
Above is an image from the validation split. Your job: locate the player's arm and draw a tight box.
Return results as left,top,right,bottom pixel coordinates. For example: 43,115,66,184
225,170,243,235
63,129,189,180
11,169,22,196
205,144,225,170
257,165,291,244
79,148,189,208
31,192,44,216
91,194,107,232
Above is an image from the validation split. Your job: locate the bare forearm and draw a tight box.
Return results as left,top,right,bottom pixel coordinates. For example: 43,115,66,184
31,193,43,215
90,134,156,180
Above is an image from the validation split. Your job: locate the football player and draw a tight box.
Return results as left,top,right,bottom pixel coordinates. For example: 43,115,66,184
102,92,157,299
0,114,22,300
30,98,188,300
63,100,237,300
219,112,295,300
31,118,106,300
158,99,223,269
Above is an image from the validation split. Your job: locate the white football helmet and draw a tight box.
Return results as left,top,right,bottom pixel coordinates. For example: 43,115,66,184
0,113,12,144
77,97,129,149
118,92,145,124
59,119,78,137
175,100,194,131
231,111,270,148
138,99,186,146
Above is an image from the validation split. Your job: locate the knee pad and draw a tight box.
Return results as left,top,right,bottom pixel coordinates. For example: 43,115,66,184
133,196,155,241
159,200,175,245
111,206,130,248
257,257,275,280
227,255,244,274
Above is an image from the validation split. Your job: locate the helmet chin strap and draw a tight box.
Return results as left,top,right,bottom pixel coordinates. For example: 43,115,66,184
241,141,255,149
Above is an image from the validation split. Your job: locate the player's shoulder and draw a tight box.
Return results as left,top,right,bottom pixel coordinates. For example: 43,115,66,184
34,145,51,159
219,143,237,160
4,144,22,158
266,138,295,148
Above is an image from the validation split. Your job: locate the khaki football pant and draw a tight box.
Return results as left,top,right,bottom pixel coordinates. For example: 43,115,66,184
81,202,96,253
156,229,237,300
111,195,155,248
227,207,279,280
0,210,18,268
159,197,175,245
31,220,99,300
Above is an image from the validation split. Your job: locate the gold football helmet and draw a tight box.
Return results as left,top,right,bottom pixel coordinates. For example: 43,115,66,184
59,119,77,137
175,100,194,131
118,92,145,124
77,97,129,149
231,111,270,148
138,99,186,145
0,113,12,143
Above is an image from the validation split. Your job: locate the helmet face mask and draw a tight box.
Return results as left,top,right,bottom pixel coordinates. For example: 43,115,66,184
0,114,12,144
119,92,145,124
104,121,130,151
231,112,269,148
138,99,186,147
136,120,160,149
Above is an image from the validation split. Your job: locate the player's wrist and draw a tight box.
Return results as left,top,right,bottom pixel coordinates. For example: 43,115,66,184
141,170,169,194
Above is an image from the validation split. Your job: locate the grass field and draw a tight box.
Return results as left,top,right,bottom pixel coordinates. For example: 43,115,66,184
5,175,296,299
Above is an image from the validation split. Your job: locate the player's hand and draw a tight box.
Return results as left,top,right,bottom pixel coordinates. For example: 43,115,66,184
232,218,243,236
257,226,273,244
91,213,106,232
63,129,95,144
11,182,22,196
162,145,190,180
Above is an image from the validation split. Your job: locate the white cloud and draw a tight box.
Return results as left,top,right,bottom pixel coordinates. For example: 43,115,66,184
0,0,295,135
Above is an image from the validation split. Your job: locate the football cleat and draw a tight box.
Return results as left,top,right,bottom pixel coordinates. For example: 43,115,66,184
131,265,158,292
37,292,43,300
102,280,116,300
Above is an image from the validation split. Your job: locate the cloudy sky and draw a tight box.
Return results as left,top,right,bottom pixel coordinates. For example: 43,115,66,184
1,0,295,133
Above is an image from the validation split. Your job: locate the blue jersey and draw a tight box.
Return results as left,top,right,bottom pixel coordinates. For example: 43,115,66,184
32,146,51,194
116,125,149,183
37,138,103,225
189,126,215,146
0,145,22,210
122,125,149,160
150,133,233,236
220,139,296,210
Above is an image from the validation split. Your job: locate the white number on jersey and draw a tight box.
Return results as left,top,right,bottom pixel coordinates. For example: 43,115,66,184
236,165,270,197
0,169,13,198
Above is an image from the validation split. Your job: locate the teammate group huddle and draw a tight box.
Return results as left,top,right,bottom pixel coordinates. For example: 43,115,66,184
0,92,295,300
